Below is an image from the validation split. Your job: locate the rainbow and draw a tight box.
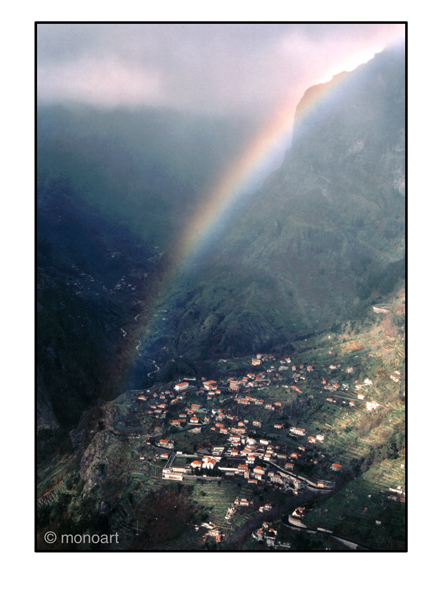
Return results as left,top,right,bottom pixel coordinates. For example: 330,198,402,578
123,68,351,383
178,99,299,267
177,71,350,270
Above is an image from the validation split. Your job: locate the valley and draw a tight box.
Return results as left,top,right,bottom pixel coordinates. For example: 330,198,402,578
36,38,406,553
36,286,405,551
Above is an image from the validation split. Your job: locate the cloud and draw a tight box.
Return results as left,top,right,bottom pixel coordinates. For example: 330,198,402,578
38,56,164,107
37,23,405,116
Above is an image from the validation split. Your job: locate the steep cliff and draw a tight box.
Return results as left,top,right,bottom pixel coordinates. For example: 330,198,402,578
164,46,405,361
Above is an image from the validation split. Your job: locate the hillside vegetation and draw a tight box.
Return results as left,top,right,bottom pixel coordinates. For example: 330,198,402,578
144,47,405,362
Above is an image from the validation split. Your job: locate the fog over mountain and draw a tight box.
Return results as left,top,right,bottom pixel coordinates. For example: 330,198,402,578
38,24,404,190
37,23,404,115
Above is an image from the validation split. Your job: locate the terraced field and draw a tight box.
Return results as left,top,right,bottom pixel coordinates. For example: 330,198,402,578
303,458,406,550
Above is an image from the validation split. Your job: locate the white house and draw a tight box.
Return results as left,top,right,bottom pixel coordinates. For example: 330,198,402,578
174,382,189,392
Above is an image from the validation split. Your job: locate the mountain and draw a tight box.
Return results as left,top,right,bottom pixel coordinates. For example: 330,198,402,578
158,46,405,363
37,105,257,249
36,106,258,429
37,48,405,411
36,46,406,552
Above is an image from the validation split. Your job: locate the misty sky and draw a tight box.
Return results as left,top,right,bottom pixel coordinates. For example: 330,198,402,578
37,23,405,119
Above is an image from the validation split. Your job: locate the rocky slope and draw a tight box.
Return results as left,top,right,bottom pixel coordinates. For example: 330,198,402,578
164,46,405,361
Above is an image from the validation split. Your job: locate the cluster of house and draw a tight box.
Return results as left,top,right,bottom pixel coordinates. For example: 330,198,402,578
251,522,291,548
157,388,340,483
190,456,221,470
229,355,322,391
233,395,286,413
135,352,385,493
115,347,403,549
137,387,188,421
195,522,224,543
229,372,272,391
170,400,212,428
159,436,305,490
234,497,253,507
385,486,406,503
289,427,325,445
207,403,287,440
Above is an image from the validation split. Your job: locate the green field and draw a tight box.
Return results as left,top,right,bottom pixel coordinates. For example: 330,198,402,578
303,458,406,550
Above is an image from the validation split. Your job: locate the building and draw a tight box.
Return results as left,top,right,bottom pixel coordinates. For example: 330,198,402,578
366,401,379,411
331,463,343,471
158,439,174,449
289,507,308,527
202,456,218,469
290,427,306,436
270,473,283,484
203,380,217,391
237,464,250,476
174,382,189,392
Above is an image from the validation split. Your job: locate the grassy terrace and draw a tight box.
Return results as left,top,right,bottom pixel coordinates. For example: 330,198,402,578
37,454,78,499
302,459,406,550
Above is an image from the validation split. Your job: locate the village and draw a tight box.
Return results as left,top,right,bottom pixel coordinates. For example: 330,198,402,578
103,338,405,548
36,295,406,551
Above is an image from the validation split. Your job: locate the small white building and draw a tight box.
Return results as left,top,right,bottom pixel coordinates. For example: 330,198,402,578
174,382,189,392
290,427,306,436
366,401,379,411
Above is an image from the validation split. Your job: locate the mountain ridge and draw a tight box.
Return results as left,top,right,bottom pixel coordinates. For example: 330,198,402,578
154,47,405,365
